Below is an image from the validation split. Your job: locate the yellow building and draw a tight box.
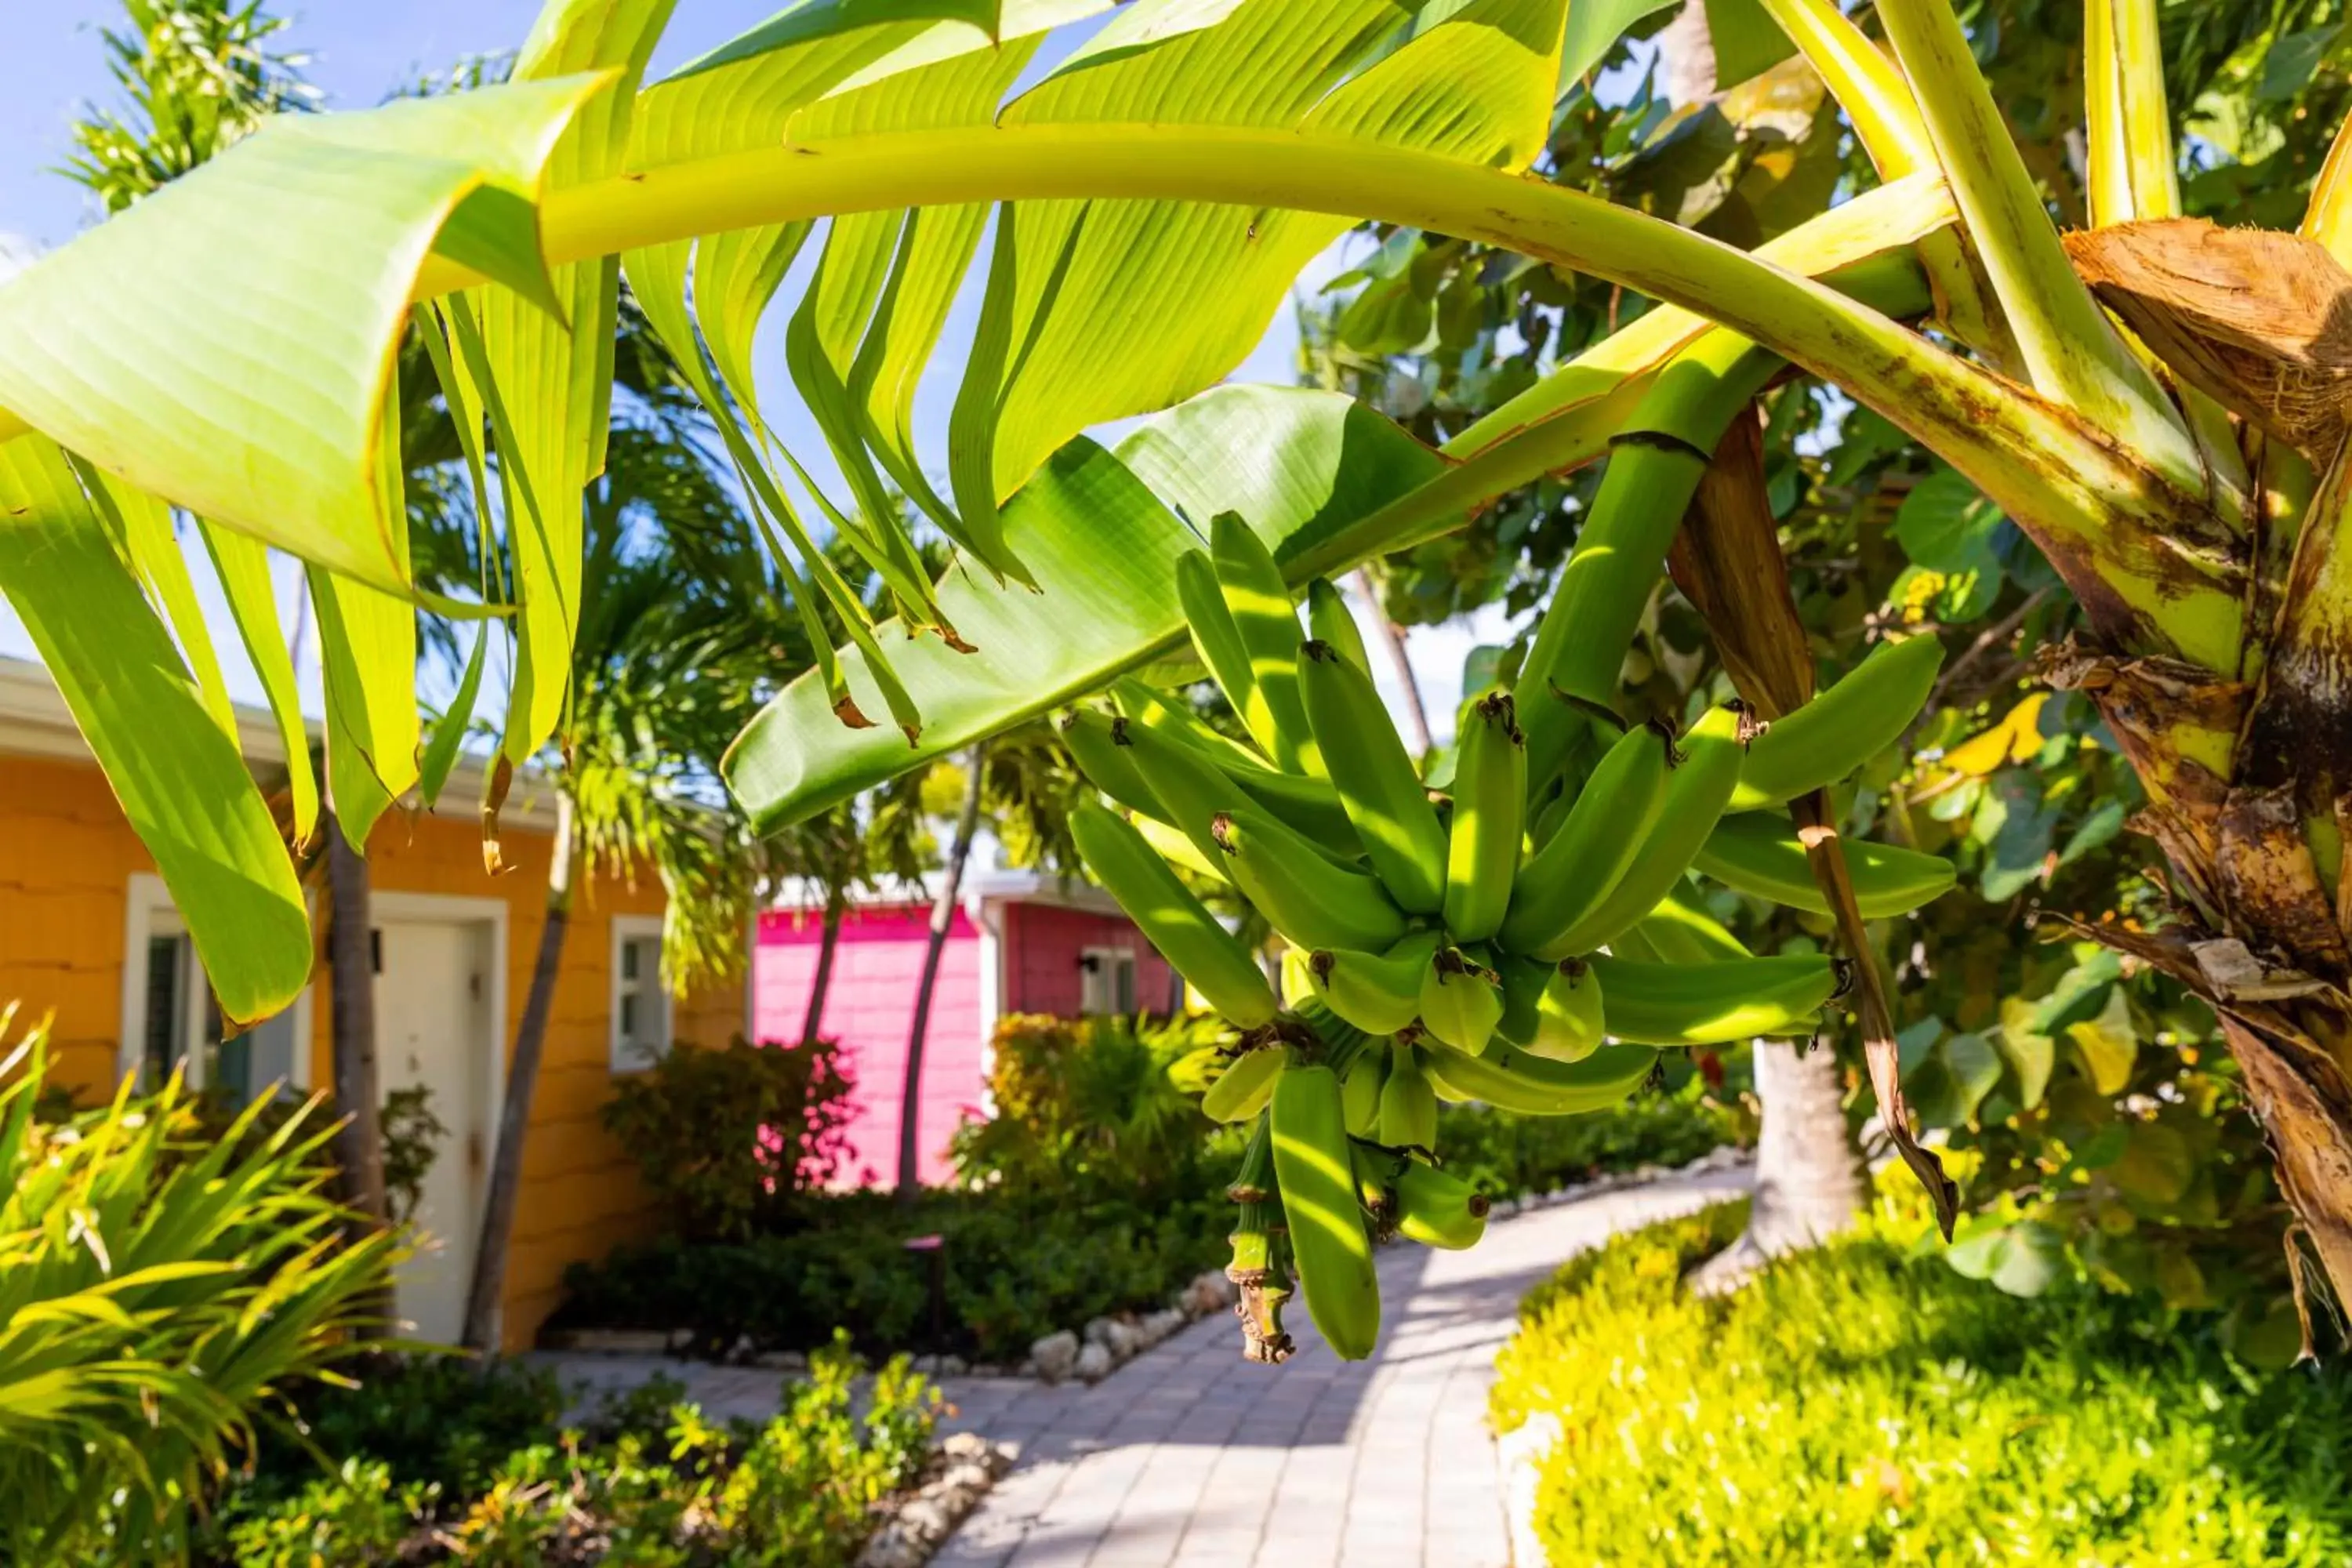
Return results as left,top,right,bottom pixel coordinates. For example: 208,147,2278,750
0,657,742,1350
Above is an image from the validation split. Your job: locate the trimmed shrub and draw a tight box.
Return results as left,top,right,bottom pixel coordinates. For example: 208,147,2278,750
1493,1200,2352,1566
601,1035,858,1240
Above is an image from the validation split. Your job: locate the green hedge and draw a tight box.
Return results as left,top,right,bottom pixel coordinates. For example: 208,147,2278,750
554,1190,1235,1365
1436,1065,1744,1203
555,1020,1745,1363
1494,1201,2352,1566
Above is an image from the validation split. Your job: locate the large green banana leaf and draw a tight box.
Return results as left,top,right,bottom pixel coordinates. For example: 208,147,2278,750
0,0,2085,1023
724,385,1443,831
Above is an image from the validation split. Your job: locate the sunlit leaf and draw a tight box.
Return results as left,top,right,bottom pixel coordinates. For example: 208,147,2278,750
0,439,310,1025
2065,985,2140,1097
1993,996,2056,1110
725,386,1445,829
0,75,611,592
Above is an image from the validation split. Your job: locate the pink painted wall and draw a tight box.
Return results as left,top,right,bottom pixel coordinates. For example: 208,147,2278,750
752,897,1180,1189
1004,903,1178,1016
753,905,982,1187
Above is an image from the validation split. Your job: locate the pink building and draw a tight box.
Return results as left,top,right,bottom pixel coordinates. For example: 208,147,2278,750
752,855,1178,1185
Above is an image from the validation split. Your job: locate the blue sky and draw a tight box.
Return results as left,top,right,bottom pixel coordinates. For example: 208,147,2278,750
0,2,1503,742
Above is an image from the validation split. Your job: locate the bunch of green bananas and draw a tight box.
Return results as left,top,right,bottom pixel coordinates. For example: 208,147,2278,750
1065,512,1954,1363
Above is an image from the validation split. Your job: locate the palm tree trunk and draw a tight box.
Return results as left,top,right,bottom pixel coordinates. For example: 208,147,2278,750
1690,1038,1864,1293
461,789,575,1352
898,746,985,1205
1352,569,1432,757
802,884,846,1045
325,811,389,1230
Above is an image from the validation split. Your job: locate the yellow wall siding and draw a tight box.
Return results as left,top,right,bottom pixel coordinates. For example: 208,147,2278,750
0,750,742,1351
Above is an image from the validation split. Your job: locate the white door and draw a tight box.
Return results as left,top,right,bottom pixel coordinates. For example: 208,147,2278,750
374,919,492,1345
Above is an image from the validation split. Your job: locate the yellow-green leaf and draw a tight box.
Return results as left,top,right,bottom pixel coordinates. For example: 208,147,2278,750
0,437,310,1026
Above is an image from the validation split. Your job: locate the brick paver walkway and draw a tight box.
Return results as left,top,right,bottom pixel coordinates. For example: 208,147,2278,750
543,1167,1748,1568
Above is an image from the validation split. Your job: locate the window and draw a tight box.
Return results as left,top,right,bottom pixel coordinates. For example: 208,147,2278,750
122,877,307,1098
1079,946,1138,1016
610,916,673,1073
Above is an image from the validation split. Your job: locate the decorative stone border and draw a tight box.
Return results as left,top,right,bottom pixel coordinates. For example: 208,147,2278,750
856,1432,1019,1568
1023,1271,1236,1385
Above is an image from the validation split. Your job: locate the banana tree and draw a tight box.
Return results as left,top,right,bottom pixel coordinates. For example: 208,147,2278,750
6,0,2352,1298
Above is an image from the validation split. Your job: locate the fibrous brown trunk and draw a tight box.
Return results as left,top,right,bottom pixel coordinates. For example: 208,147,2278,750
803,884,845,1046
325,810,388,1231
898,746,985,1205
461,789,574,1352
2029,221,2352,1317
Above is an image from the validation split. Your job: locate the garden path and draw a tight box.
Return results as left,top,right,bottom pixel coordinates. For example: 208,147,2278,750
543,1166,1749,1567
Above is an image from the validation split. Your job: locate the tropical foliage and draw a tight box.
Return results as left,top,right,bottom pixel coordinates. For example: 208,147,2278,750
0,1012,398,1563
201,1339,939,1567
1304,0,2352,1321
9,0,2352,1301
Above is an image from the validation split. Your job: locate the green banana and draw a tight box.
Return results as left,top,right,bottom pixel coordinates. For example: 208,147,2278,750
1608,924,1668,964
1494,953,1552,1047
1071,802,1279,1028
1116,676,1359,851
1419,1040,1661,1116
1307,576,1374,676
1272,1060,1381,1360
1308,931,1437,1035
1176,548,1272,757
1392,1158,1489,1250
1377,1040,1437,1151
1111,676,1267,773
1119,710,1254,864
1213,807,1409,953
1527,960,1606,1063
1634,884,1751,964
1516,437,1713,783
1443,691,1526,942
1225,1115,1295,1364
1062,710,1166,821
1588,953,1843,1045
1203,1045,1286,1123
1418,946,1504,1055
1299,641,1446,914
1537,704,1747,959
1500,720,1672,956
1134,814,1227,884
1341,1047,1388,1138
1693,812,1958,918
1730,633,1944,811
1279,943,1315,1008
1210,511,1322,775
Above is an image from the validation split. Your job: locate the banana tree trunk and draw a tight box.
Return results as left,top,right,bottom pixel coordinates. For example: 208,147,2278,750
802,884,845,1046
1352,568,1432,757
325,810,388,1232
1691,1039,1864,1293
461,789,575,1352
898,746,985,1205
